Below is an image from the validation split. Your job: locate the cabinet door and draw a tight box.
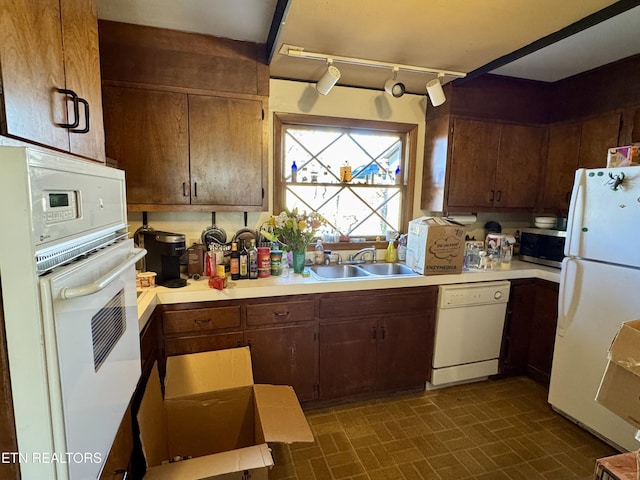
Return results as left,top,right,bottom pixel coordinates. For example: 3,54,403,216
500,280,535,375
0,0,69,151
103,86,190,205
189,95,265,207
245,324,317,402
60,0,105,162
495,125,544,208
527,280,559,386
578,112,621,169
447,119,501,209
540,122,581,212
319,319,377,399
377,314,430,391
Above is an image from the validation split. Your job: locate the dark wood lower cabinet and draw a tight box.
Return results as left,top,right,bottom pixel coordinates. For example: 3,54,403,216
377,313,432,391
527,280,559,385
246,324,318,401
319,318,378,398
318,286,437,400
499,278,559,386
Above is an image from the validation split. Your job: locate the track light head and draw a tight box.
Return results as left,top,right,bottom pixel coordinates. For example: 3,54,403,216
384,67,405,98
384,79,405,98
426,75,446,106
316,63,341,95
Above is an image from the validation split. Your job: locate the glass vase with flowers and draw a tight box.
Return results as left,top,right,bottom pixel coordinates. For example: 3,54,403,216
261,208,326,274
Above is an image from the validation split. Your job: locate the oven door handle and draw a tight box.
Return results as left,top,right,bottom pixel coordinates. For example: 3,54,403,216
60,248,147,300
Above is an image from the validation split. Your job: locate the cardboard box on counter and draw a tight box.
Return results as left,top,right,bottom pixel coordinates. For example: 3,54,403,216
406,217,465,275
596,319,640,430
138,347,314,480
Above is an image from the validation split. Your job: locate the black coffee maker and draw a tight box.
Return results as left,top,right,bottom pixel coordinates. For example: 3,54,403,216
141,230,187,288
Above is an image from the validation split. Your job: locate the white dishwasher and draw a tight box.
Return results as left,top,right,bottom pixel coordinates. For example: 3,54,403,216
428,281,511,388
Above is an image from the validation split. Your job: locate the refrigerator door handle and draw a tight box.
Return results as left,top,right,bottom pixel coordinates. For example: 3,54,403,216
557,257,580,337
565,170,585,257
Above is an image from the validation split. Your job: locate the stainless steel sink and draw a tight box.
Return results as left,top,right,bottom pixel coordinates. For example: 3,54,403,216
310,265,372,279
357,263,415,276
309,263,418,280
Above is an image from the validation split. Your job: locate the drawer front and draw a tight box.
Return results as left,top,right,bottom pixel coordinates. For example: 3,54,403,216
163,306,241,334
319,287,435,321
246,300,315,326
164,332,243,356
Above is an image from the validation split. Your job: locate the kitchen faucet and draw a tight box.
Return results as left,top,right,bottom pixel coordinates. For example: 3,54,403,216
347,247,377,264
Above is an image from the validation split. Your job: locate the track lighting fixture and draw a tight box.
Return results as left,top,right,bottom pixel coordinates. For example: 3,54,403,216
384,67,405,98
316,60,341,95
426,73,446,107
280,44,466,102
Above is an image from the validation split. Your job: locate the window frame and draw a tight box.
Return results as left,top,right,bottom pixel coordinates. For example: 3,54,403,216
273,113,417,249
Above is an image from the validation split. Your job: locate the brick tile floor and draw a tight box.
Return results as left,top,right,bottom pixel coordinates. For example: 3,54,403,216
269,376,618,480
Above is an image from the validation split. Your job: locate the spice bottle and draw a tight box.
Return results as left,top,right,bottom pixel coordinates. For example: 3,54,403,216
230,242,240,280
248,239,259,279
239,240,249,279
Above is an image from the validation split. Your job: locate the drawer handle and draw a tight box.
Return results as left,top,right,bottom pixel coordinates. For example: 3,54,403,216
273,311,290,318
194,319,212,326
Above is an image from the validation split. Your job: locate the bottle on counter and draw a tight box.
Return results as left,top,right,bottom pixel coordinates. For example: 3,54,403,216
385,241,397,263
314,238,324,265
248,239,259,279
397,234,407,261
230,242,240,280
239,240,249,279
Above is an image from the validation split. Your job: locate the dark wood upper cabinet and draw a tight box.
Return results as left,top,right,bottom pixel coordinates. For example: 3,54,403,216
425,117,543,212
189,95,265,207
102,86,190,205
99,21,268,211
447,119,500,209
539,112,621,213
0,0,105,162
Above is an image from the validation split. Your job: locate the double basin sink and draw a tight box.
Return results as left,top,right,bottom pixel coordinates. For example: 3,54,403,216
309,262,418,280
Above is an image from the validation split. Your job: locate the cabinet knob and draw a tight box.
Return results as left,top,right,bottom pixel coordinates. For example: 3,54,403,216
489,190,495,202
194,318,212,326
496,190,502,202
273,311,290,319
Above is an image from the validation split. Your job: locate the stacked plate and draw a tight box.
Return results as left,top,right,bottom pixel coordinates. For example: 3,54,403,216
534,216,557,229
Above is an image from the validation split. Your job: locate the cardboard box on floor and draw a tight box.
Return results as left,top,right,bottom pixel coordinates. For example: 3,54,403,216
406,216,465,275
596,319,640,430
137,347,314,480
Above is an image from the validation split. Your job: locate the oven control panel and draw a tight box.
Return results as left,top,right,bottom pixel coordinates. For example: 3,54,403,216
42,190,79,224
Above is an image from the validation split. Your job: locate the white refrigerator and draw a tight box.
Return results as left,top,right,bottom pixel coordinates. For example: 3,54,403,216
549,167,640,451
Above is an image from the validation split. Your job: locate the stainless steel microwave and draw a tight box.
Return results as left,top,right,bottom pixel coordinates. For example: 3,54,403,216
519,228,566,268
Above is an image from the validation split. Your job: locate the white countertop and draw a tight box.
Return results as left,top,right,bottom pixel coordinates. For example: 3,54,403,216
136,260,560,332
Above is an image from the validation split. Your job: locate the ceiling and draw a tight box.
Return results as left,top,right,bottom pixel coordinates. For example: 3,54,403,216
96,0,640,94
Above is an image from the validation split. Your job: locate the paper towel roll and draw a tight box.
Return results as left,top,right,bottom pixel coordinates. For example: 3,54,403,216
444,215,477,226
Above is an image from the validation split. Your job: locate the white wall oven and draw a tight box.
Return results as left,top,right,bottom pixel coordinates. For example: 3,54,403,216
0,148,144,479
